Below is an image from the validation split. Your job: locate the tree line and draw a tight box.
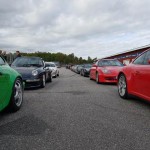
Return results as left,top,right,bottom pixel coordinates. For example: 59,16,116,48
22,52,96,64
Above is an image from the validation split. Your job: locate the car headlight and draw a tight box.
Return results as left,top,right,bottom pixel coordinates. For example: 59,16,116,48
32,70,38,76
102,68,111,74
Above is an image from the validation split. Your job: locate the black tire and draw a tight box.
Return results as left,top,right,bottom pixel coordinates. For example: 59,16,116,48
9,78,23,112
54,74,57,78
41,74,46,88
118,74,128,99
47,73,52,82
80,70,83,76
57,73,59,76
83,71,86,77
49,75,52,82
96,72,100,84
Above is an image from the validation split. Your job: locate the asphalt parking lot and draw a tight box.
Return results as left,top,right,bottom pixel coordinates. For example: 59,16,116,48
0,67,150,150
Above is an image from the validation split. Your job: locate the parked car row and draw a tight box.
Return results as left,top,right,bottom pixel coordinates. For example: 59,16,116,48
1,49,150,113
68,49,150,102
0,56,60,112
70,64,92,77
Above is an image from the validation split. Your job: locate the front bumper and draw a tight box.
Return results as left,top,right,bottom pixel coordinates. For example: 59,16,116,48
23,78,42,88
51,70,57,77
84,71,90,76
100,74,117,83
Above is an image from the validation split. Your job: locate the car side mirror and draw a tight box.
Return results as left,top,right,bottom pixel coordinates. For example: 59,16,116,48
92,64,97,67
148,59,150,64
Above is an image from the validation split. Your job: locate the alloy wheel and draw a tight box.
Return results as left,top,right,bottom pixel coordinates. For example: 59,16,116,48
14,79,23,107
118,75,127,97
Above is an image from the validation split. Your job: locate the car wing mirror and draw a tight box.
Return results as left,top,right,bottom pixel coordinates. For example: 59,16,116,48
148,59,150,64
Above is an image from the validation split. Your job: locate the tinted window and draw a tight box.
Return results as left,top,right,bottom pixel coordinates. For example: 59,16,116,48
0,56,5,65
143,51,150,65
95,61,98,66
98,60,123,66
46,63,56,67
84,64,92,68
77,65,82,69
12,57,43,67
133,52,147,65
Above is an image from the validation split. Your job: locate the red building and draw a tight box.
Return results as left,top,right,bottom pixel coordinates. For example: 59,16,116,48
104,45,150,65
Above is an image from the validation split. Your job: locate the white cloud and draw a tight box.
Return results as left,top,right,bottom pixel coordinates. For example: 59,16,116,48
0,0,150,59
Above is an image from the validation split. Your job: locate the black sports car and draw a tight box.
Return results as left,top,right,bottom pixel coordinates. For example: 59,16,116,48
11,56,52,88
80,64,92,77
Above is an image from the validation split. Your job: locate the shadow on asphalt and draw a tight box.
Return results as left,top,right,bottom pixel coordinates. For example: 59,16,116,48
0,115,50,136
127,95,150,107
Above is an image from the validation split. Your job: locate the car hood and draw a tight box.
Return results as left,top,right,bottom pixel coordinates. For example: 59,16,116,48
84,68,91,71
12,67,37,73
11,67,39,79
49,67,57,70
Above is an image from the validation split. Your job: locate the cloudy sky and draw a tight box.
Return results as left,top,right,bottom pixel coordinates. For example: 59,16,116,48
0,0,150,59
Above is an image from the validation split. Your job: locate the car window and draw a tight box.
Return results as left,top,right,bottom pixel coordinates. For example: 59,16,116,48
143,51,150,65
98,60,123,66
0,56,5,65
133,52,147,65
45,63,56,67
95,61,98,66
12,57,43,67
98,60,102,66
39,60,44,66
84,64,92,68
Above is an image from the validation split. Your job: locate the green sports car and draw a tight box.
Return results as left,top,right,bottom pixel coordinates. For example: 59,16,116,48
0,55,23,112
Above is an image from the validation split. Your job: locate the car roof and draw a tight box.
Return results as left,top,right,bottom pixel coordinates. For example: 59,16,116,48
45,62,55,64
98,58,117,61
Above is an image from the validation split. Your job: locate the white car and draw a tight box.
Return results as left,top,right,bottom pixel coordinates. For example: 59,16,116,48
45,62,59,78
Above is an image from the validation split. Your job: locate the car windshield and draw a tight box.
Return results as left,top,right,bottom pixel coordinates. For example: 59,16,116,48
0,57,5,65
11,57,43,67
84,64,92,68
46,63,56,67
100,60,124,66
77,65,82,68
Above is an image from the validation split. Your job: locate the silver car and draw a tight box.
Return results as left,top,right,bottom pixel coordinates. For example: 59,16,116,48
45,62,59,78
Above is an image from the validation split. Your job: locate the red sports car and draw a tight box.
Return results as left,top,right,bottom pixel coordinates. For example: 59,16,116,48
118,49,150,101
90,59,124,83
